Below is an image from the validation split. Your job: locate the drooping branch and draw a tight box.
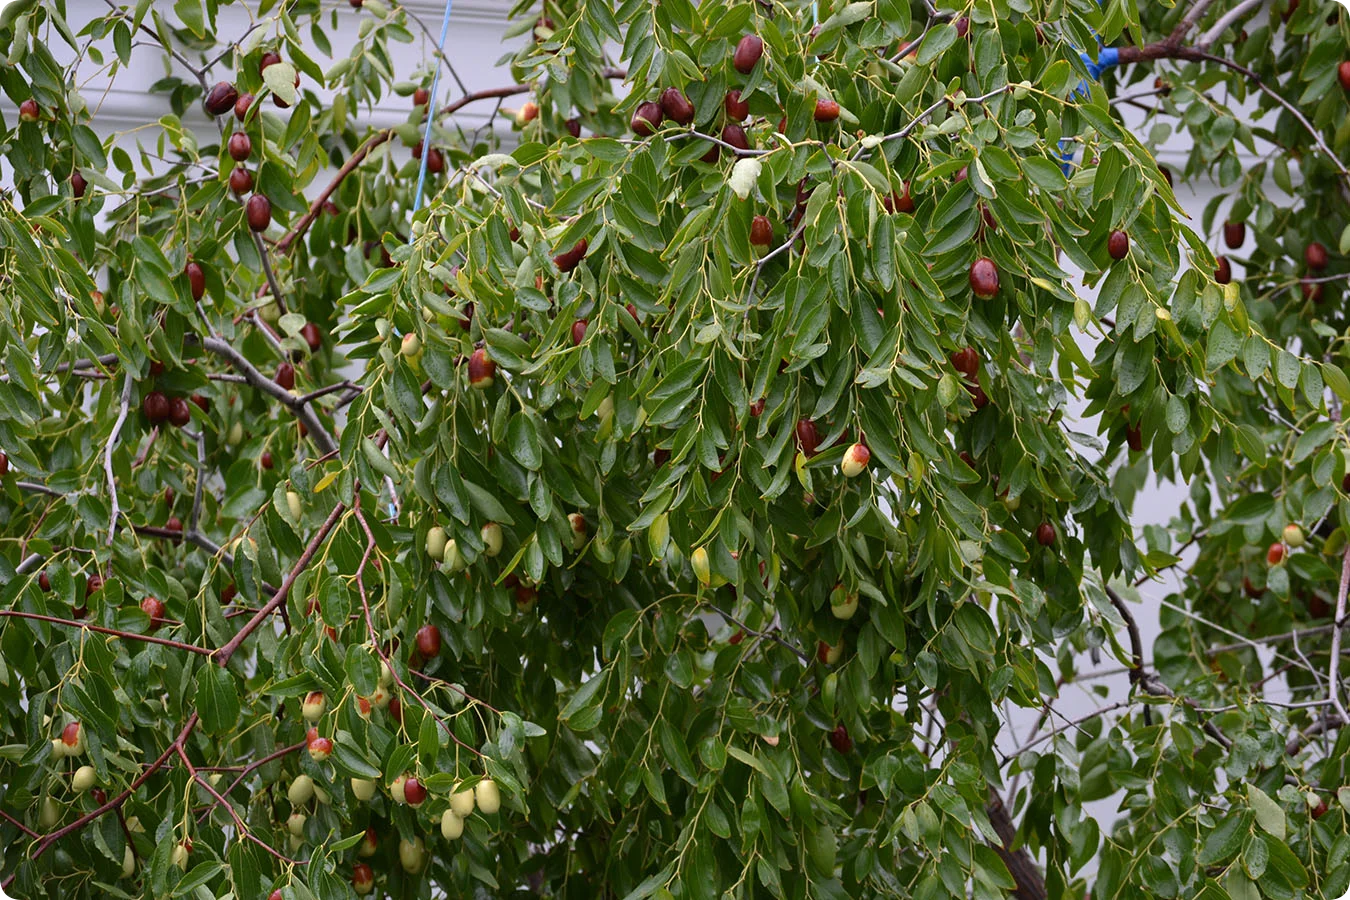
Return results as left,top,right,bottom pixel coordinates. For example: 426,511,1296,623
177,743,305,864
195,740,305,825
27,713,199,861
1113,41,1350,187
351,498,483,758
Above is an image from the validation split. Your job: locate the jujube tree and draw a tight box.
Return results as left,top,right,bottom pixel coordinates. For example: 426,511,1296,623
2,0,1350,897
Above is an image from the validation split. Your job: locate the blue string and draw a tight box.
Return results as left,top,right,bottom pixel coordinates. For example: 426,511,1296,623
411,0,455,216
389,0,454,518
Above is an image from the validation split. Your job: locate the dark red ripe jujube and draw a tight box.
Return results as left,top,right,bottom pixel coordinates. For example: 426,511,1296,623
301,322,322,352
86,574,104,597
1036,522,1056,546
660,88,695,126
203,81,239,116
750,215,773,247
553,239,589,273
1302,277,1324,302
884,182,915,214
950,347,979,379
413,87,429,106
275,362,295,391
571,319,589,346
261,451,274,470
955,16,970,37
1223,220,1245,249
142,391,170,423
829,725,852,754
141,596,167,630
1107,230,1129,261
969,257,999,299
814,99,840,122
1126,422,1143,452
229,167,253,195
795,418,820,458
733,34,764,74
185,262,205,300
631,101,663,137
1214,255,1232,284
425,147,444,174
415,624,442,659
724,90,749,122
749,398,765,417
1306,241,1329,271
190,394,209,413
721,124,750,152
227,132,252,162
166,516,182,533
168,396,192,427
234,93,254,121
1339,61,1350,91
39,571,51,592
565,118,581,138
71,172,87,199
246,194,272,232
259,50,281,75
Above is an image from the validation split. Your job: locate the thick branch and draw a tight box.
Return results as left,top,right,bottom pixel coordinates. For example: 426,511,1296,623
200,336,337,456
213,503,345,665
986,791,1047,900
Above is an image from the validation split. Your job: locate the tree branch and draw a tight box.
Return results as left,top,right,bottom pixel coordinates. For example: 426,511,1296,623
275,71,628,254
985,790,1047,900
213,503,346,665
1196,0,1267,50
104,371,134,545
29,714,198,861
352,498,483,757
0,610,213,655
200,336,337,456
1328,547,1350,725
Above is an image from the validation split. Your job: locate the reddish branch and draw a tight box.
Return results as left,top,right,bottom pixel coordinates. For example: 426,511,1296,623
177,743,304,865
275,69,628,254
27,713,199,862
352,498,482,757
214,502,346,665
196,740,305,825
0,610,213,656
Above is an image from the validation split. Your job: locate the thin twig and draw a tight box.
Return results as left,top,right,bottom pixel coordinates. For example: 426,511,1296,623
707,603,810,666
251,231,289,315
0,610,213,655
213,504,346,665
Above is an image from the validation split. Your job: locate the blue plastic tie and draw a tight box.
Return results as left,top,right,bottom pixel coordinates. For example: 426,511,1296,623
1059,45,1119,174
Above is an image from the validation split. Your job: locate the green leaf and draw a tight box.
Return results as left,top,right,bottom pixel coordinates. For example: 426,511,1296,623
195,665,240,735
1247,784,1285,841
